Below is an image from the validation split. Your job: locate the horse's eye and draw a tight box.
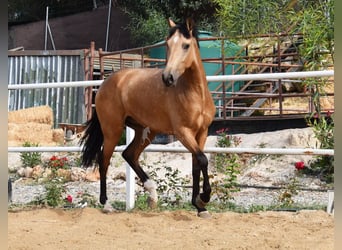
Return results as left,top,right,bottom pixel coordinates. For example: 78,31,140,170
182,44,190,50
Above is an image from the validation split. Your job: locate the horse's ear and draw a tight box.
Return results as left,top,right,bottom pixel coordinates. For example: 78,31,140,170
168,18,176,27
186,18,195,36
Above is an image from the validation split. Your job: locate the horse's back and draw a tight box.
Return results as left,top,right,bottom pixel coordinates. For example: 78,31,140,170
97,68,163,101
95,68,169,125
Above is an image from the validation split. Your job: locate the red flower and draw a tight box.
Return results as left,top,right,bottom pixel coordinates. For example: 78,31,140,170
216,128,229,135
295,161,305,170
66,195,73,203
216,128,225,134
50,155,57,161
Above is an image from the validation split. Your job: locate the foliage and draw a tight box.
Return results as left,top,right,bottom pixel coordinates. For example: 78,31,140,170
117,0,218,46
134,193,151,211
143,160,190,207
305,113,334,182
214,0,334,184
289,1,334,69
277,177,299,207
211,128,241,203
20,141,42,167
289,1,334,117
118,130,126,145
117,0,217,24
214,0,334,115
213,0,288,37
213,0,334,41
122,10,168,47
76,190,99,208
44,178,65,207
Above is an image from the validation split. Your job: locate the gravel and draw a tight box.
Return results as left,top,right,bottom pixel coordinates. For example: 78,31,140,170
9,177,330,210
8,128,333,210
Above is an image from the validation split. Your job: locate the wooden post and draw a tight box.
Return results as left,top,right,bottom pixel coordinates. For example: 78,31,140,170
99,48,104,80
221,38,226,119
85,42,95,121
277,35,283,117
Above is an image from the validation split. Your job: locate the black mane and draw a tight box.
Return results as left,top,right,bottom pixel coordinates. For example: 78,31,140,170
167,20,199,46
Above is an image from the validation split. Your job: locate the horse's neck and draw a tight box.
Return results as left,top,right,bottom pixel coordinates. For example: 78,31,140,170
184,55,208,98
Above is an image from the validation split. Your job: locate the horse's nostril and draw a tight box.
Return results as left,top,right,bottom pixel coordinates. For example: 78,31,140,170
162,72,174,86
168,74,174,84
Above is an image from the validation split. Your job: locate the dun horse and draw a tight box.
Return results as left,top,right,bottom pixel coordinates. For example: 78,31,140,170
80,18,216,218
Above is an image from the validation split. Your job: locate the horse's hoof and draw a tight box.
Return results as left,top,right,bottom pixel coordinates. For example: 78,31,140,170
100,196,107,205
147,196,157,209
195,194,208,209
197,210,211,219
102,203,114,213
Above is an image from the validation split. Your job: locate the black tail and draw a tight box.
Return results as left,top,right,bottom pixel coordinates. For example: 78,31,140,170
79,110,104,167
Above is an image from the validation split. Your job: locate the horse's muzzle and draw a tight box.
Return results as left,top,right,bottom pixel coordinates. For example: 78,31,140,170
162,72,174,87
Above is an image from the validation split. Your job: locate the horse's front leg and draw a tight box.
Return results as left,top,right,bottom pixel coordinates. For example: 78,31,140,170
177,129,211,218
191,152,211,218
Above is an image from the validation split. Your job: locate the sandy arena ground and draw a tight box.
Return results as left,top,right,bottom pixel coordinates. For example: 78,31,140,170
8,208,333,250
8,118,334,250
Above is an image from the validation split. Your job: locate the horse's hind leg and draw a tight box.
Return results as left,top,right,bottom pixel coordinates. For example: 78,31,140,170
122,122,157,208
99,128,123,212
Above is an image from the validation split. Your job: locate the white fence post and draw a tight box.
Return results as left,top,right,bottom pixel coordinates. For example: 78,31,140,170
125,127,135,210
327,190,334,214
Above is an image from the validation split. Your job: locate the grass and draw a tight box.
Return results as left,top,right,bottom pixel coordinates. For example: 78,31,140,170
9,196,327,214
104,193,327,214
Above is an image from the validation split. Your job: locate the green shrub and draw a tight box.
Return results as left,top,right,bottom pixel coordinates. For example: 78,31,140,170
306,113,334,183
20,142,42,167
211,128,241,203
45,179,65,207
145,161,190,207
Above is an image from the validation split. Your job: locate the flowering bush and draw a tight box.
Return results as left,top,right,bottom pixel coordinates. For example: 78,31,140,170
20,141,42,167
294,161,305,170
212,128,242,204
48,155,69,169
44,180,65,207
65,195,73,203
215,128,242,148
306,111,334,182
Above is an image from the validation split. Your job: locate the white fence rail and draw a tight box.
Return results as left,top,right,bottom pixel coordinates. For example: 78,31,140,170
7,145,334,156
8,70,334,210
8,70,333,90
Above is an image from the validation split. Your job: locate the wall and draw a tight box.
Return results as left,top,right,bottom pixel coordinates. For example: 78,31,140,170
8,50,87,126
8,6,132,51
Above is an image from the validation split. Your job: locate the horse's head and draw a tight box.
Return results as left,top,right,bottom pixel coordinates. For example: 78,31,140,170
162,18,199,87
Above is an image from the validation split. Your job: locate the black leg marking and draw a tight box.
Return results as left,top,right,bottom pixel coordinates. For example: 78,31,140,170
98,152,108,205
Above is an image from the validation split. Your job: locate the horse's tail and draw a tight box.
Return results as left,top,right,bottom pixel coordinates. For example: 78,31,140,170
80,110,104,167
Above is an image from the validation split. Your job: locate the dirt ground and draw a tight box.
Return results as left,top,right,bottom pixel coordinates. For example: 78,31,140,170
8,208,333,250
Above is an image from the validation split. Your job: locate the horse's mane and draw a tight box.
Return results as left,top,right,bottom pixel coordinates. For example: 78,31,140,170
167,20,199,47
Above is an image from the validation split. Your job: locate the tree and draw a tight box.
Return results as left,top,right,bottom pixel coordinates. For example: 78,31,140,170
115,0,218,46
214,0,334,180
213,0,288,36
213,0,334,64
